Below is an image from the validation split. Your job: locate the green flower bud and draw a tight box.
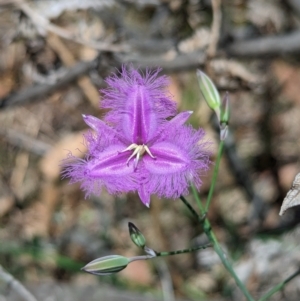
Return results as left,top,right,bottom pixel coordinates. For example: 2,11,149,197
128,222,146,248
220,92,230,141
220,92,230,124
196,70,221,119
81,255,129,276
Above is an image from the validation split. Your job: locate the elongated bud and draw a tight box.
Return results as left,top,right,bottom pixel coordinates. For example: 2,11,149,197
220,92,230,124
196,70,221,120
82,255,129,276
220,92,230,141
128,222,146,248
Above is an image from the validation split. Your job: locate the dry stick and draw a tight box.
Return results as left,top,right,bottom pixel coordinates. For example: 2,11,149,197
0,265,38,301
0,50,207,110
117,49,206,71
14,0,127,53
227,30,300,57
0,58,98,109
0,128,51,155
0,0,18,5
46,33,100,108
207,0,222,57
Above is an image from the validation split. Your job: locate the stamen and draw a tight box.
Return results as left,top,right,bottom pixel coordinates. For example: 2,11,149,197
126,145,143,165
120,143,156,168
120,143,138,153
144,145,156,159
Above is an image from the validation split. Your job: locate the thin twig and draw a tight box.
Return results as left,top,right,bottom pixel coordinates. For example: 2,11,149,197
13,0,128,53
207,0,222,57
0,265,38,301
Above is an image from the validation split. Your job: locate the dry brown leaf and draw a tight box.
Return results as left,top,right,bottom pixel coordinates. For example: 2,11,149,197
279,173,300,216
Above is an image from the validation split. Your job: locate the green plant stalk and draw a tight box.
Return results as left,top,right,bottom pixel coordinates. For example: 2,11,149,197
185,190,255,301
257,268,300,301
180,195,201,220
204,140,224,213
129,244,212,263
203,219,255,301
190,184,205,213
156,244,211,257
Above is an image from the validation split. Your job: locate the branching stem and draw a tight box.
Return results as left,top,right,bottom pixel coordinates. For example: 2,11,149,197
181,193,255,301
258,267,300,301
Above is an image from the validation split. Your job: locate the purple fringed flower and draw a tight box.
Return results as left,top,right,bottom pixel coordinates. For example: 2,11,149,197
62,67,211,207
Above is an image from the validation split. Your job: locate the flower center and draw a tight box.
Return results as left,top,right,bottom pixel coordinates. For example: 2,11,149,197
120,143,156,169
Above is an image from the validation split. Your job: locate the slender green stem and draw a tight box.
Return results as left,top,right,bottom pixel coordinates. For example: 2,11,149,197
156,243,211,257
257,267,300,301
130,244,211,263
204,140,224,212
191,184,205,213
129,255,155,263
181,195,255,301
180,195,200,220
204,219,255,301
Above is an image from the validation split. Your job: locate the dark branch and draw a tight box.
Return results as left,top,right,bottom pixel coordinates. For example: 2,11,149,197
118,50,206,72
0,58,99,109
0,50,206,110
227,31,300,57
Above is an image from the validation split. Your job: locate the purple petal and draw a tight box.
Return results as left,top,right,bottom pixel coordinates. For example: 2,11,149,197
82,115,129,145
139,126,211,200
123,85,159,143
62,144,138,197
148,111,193,144
101,67,177,143
137,184,151,207
168,111,193,126
87,145,134,177
143,142,189,174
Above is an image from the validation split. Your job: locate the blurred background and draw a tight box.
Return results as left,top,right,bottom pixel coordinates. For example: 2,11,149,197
1,0,300,300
